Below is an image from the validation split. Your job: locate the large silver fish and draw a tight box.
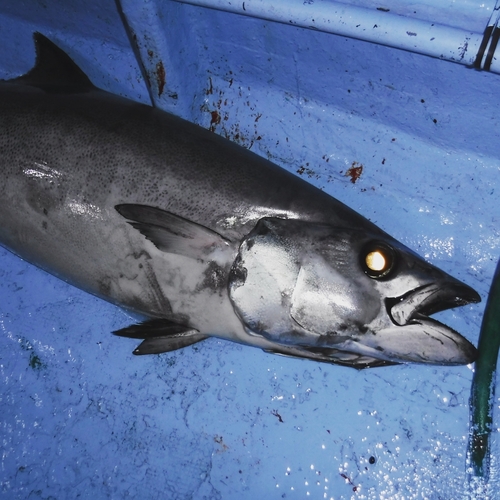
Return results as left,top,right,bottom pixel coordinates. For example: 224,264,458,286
0,34,480,368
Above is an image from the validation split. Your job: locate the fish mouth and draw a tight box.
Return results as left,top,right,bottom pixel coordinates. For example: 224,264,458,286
377,281,481,365
386,282,481,327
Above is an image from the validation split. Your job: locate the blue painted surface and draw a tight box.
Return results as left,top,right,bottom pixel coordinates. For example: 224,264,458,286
0,1,499,498
172,0,497,70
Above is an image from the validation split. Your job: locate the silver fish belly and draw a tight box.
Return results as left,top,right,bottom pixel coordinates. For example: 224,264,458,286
0,34,480,368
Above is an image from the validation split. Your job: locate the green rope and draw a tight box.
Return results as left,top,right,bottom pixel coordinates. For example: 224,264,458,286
468,259,500,478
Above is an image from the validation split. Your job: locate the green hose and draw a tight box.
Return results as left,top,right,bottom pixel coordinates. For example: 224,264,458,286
468,259,500,478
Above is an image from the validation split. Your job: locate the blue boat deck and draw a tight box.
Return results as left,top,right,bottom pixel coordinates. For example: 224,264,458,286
0,1,499,498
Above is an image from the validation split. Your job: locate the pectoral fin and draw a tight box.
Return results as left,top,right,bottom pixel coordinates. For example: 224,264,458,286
116,204,230,260
113,318,208,355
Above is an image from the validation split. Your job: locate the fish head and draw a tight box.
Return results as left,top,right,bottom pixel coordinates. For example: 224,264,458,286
228,218,480,368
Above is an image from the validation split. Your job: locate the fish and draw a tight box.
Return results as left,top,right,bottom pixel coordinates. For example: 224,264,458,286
0,33,480,369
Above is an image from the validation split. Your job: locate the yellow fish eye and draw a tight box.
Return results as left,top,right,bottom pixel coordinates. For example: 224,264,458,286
361,242,396,279
366,250,387,272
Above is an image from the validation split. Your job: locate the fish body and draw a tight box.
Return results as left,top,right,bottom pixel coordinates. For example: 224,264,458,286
0,34,480,368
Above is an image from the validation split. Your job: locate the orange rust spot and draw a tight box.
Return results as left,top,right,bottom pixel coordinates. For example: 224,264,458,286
346,162,363,184
155,61,166,97
210,110,221,131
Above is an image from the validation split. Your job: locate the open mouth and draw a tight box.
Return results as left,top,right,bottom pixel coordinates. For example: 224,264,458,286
386,282,481,327
276,281,481,369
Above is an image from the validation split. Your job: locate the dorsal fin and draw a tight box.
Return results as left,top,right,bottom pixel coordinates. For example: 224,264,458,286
12,32,95,93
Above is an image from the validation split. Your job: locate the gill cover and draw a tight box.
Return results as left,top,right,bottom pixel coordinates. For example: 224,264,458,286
228,218,384,342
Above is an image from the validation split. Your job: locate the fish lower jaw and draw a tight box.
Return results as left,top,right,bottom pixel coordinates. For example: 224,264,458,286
351,319,477,365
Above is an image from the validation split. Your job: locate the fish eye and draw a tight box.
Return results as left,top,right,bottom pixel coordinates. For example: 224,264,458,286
360,242,397,279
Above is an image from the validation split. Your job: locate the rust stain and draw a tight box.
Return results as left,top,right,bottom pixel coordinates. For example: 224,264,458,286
210,110,221,131
346,162,363,184
201,78,264,148
155,61,166,97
